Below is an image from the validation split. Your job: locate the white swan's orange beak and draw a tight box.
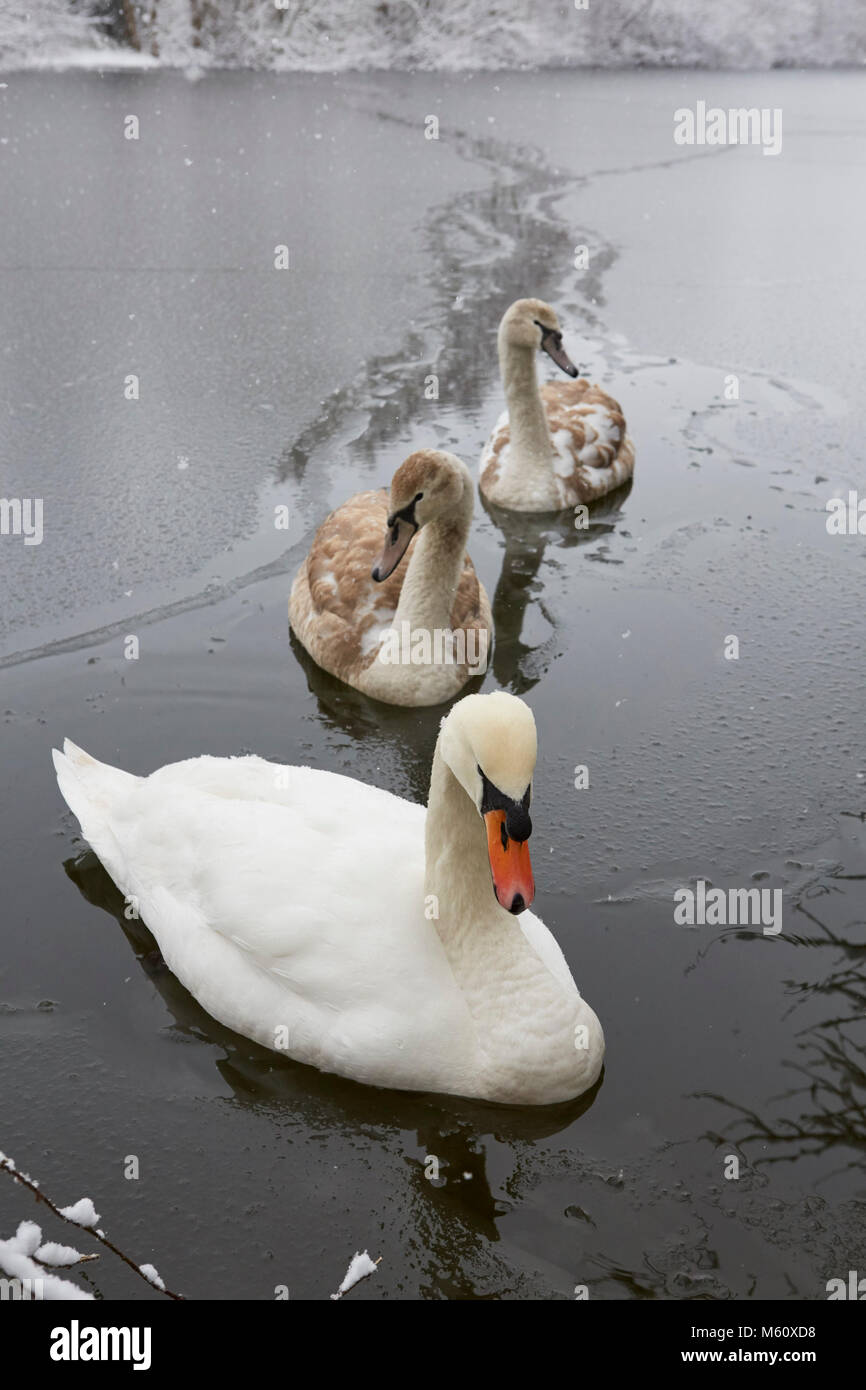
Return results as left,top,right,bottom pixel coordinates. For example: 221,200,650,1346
484,809,534,915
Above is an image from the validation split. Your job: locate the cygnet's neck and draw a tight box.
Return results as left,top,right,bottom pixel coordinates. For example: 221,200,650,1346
500,340,555,486
394,474,473,632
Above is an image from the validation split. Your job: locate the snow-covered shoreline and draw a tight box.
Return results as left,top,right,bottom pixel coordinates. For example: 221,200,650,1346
1,0,864,75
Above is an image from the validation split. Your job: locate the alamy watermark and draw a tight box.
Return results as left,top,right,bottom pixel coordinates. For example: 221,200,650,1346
674,101,782,157
377,622,488,672
827,1271,866,1299
826,490,865,535
1,1275,44,1299
0,497,43,545
50,1322,152,1370
674,880,782,936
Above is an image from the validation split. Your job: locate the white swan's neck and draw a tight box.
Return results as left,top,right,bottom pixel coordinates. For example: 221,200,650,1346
424,747,578,1096
500,341,555,487
394,476,473,632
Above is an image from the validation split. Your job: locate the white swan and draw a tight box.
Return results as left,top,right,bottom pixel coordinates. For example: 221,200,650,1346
53,692,604,1106
289,449,492,707
480,298,635,512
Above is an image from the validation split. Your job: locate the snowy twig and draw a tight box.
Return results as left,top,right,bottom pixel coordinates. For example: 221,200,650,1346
0,1221,95,1300
330,1250,381,1300
0,1153,184,1300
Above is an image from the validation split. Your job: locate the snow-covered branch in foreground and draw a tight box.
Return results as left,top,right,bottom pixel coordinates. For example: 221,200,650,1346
3,1152,382,1300
0,1151,183,1300
0,1220,94,1300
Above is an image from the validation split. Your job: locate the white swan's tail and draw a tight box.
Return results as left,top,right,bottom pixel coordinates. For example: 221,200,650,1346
53,740,139,886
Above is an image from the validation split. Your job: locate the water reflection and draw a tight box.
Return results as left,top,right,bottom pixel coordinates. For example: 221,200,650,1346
275,125,582,491
701,868,866,1168
287,627,473,802
482,481,632,693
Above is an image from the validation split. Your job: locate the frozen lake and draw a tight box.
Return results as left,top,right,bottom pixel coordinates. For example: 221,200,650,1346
0,68,864,1300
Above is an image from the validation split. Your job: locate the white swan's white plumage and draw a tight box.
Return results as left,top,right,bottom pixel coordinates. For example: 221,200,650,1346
53,693,604,1106
480,298,635,513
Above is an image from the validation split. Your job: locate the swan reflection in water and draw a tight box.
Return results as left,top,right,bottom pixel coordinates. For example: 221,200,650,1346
482,480,633,695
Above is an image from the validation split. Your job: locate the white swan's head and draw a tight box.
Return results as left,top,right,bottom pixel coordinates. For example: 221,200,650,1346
372,449,469,582
498,298,580,378
439,691,537,915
